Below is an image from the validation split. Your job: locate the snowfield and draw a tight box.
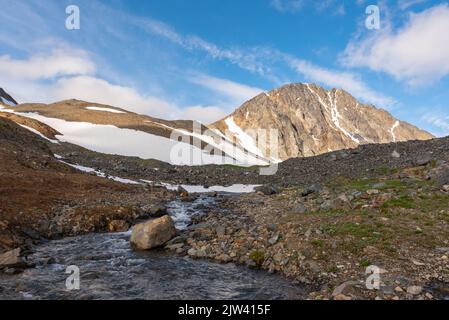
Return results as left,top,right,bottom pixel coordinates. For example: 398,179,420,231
2,107,266,166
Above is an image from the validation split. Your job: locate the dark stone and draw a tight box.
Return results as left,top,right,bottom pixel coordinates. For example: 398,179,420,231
147,205,167,218
301,183,323,197
255,184,279,195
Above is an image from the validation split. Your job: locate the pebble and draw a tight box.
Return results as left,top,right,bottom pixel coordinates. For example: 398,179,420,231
406,286,423,295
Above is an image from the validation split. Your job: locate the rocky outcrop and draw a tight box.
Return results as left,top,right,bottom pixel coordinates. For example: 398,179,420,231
212,83,433,161
130,216,177,250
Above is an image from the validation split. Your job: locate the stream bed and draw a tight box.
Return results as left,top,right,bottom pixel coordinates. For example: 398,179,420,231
0,195,308,300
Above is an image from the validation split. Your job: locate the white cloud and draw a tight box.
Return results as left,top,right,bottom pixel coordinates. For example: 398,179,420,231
190,74,264,104
341,4,449,86
0,49,241,123
270,0,304,12
48,76,179,119
284,56,395,107
179,105,227,124
0,48,95,80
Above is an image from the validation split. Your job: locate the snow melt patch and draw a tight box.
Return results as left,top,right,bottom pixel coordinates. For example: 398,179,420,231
19,124,59,144
306,85,359,144
225,117,265,158
85,106,126,114
140,180,260,194
60,160,141,184
390,121,400,142
327,90,360,144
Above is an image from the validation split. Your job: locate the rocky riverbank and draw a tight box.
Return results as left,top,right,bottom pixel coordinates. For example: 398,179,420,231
163,161,449,300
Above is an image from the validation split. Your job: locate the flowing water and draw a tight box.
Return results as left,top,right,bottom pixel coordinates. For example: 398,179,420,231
0,195,308,300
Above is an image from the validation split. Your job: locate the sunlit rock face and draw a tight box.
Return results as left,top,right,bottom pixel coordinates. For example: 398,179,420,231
212,83,433,161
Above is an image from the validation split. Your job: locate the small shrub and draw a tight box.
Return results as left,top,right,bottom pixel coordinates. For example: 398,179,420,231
249,250,265,267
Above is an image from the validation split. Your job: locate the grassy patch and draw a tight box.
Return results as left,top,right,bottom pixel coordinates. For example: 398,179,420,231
359,259,371,268
311,239,324,247
382,195,416,209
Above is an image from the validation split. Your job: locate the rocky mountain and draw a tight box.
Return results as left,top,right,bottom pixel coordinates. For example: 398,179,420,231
211,83,433,161
0,88,18,106
0,84,434,166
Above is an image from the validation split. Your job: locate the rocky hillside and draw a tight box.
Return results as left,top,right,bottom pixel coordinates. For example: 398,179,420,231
212,83,433,160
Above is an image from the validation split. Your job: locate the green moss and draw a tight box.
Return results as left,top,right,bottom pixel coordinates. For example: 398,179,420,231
249,250,265,267
311,239,324,247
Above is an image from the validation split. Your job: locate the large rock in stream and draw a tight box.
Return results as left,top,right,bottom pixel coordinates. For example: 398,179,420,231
130,216,177,250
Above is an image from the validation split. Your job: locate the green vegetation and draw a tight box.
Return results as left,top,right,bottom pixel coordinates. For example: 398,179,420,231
249,250,265,267
382,195,417,209
311,239,324,247
359,259,371,268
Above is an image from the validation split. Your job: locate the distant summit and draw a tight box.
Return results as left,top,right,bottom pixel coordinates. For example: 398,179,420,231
0,88,18,106
211,83,434,160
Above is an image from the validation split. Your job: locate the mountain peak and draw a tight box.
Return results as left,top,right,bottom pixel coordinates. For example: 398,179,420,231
212,83,433,161
0,88,18,106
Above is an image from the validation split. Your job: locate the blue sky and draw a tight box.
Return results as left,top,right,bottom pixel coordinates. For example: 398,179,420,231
1,0,449,136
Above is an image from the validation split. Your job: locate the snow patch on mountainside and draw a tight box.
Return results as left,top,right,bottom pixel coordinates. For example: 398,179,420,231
85,106,126,114
4,109,263,166
306,85,359,144
18,124,59,144
225,117,265,158
148,120,269,165
328,90,360,144
60,160,141,184
390,121,400,142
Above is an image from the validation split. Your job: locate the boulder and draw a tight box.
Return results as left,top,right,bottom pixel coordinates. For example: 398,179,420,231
415,155,432,166
0,248,25,268
130,216,177,250
301,183,323,197
147,204,167,218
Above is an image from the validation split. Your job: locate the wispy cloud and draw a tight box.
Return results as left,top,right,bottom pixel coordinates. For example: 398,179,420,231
284,56,395,107
190,74,264,104
398,0,428,10
129,10,392,107
422,112,449,137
